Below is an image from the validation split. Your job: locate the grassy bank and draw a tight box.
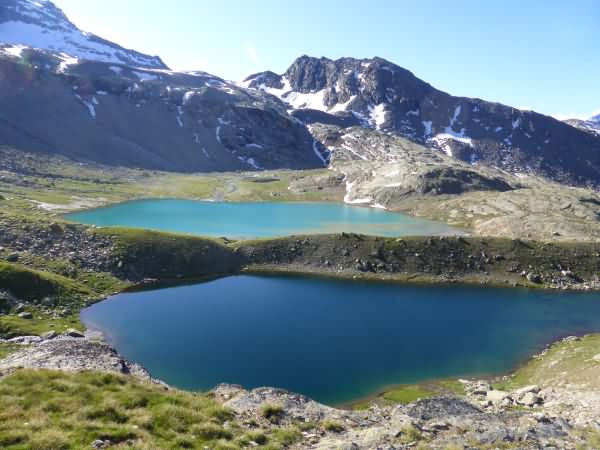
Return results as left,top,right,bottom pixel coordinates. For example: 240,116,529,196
0,369,304,450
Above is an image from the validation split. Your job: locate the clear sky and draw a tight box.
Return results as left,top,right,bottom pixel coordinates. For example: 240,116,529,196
53,0,599,119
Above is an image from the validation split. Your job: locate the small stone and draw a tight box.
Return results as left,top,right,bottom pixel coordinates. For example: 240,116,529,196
92,439,108,449
6,253,19,262
18,311,33,319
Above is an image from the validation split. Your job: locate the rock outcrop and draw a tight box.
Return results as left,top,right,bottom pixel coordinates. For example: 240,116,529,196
0,334,150,380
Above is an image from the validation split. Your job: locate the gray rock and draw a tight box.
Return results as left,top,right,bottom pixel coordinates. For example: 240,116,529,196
0,337,151,379
527,272,542,283
514,385,541,396
518,392,542,407
6,252,19,262
17,311,33,319
41,331,58,340
64,328,85,338
486,390,512,404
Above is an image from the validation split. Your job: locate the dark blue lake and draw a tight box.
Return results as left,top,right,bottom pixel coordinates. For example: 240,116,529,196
81,275,600,405
65,199,457,238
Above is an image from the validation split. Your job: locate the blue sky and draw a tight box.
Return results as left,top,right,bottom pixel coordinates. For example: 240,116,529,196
53,0,599,119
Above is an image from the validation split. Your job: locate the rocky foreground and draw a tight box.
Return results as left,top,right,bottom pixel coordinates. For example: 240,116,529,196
2,333,600,449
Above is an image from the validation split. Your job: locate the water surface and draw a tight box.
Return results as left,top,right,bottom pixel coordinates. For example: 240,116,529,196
81,275,600,405
66,199,456,238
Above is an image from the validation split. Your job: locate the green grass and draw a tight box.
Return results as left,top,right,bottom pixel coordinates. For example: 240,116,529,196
321,419,345,433
397,425,423,444
347,378,465,409
0,262,88,303
494,334,600,392
259,403,284,423
0,369,241,449
0,314,82,339
0,262,95,338
103,227,243,280
0,369,307,449
382,386,436,404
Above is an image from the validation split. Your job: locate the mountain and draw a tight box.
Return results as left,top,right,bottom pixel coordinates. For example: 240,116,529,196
2,1,600,186
243,56,600,187
565,113,600,137
0,1,322,171
0,0,167,69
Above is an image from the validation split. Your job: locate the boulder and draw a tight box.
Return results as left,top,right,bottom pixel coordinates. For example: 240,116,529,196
517,392,542,407
513,385,541,396
64,328,84,338
486,390,512,404
6,253,19,262
17,311,33,319
526,273,542,283
41,331,58,340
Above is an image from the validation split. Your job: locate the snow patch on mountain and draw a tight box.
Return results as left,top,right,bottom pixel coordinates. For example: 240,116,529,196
369,104,388,130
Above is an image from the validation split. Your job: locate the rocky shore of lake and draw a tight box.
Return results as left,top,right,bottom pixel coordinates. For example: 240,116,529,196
2,333,600,449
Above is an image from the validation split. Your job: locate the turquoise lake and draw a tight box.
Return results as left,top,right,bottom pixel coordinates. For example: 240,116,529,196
65,199,457,238
81,274,600,405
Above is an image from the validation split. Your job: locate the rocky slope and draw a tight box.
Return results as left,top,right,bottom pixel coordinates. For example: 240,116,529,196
0,1,322,172
244,56,600,187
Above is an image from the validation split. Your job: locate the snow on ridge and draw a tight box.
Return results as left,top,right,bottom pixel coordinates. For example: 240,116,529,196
422,120,432,137
285,89,328,111
1,44,27,57
132,70,159,81
427,104,474,157
329,95,356,113
369,103,388,130
56,52,78,72
1,18,162,69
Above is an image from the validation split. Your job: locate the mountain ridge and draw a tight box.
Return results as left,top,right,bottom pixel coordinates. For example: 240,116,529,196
0,0,167,69
243,55,600,187
2,0,600,189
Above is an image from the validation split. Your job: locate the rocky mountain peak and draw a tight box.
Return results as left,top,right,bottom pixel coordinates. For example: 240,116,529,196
0,0,168,69
564,112,600,137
